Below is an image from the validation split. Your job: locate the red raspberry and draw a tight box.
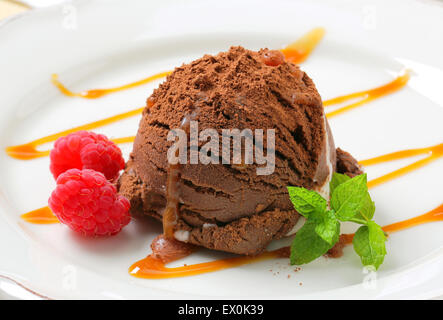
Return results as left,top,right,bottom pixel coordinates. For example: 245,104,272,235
48,169,131,236
50,131,125,181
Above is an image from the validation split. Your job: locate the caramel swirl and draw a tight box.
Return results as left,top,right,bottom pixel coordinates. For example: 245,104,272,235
324,70,411,118
51,71,171,99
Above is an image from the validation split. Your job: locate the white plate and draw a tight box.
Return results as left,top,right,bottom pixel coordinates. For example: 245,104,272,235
1,0,443,299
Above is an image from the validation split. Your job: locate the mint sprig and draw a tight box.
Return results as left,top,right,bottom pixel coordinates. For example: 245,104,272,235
329,172,350,195
287,172,387,270
287,187,326,219
353,221,387,269
287,187,339,245
290,220,339,265
331,173,368,221
314,209,340,245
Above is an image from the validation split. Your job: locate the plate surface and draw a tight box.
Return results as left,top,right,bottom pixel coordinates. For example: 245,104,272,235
0,0,443,299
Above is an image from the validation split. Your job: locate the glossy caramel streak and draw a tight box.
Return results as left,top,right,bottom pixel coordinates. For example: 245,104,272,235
51,71,171,99
5,108,141,160
6,70,169,160
5,72,411,161
339,202,443,245
51,28,322,101
21,204,443,279
281,27,325,64
129,203,443,279
323,71,411,118
129,248,289,280
5,29,329,161
382,203,443,233
21,206,59,224
361,143,443,189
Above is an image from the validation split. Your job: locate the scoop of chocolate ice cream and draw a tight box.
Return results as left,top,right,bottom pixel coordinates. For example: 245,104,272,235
118,46,338,255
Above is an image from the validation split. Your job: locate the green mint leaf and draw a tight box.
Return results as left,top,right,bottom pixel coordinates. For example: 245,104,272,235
352,221,387,270
314,209,340,245
330,173,375,223
329,172,351,196
353,191,375,222
290,220,338,265
331,173,368,221
287,186,327,218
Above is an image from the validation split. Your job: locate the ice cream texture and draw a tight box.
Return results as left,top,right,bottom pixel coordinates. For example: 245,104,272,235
118,46,361,255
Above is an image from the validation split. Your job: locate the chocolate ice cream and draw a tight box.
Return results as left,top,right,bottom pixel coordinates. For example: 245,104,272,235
118,46,353,255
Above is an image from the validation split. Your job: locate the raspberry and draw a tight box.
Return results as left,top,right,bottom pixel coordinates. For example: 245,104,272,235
50,131,125,181
48,169,131,236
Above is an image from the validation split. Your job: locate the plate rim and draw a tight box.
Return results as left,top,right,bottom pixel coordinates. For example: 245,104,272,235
1,0,443,300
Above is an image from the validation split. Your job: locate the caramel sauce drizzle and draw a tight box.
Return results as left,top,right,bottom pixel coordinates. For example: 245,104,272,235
129,247,290,280
162,149,182,238
129,203,443,279
6,29,409,161
49,28,322,101
6,70,169,159
363,143,443,189
339,202,443,246
22,201,443,279
281,27,325,64
5,108,141,160
51,71,171,99
5,72,410,161
20,206,59,224
163,109,200,237
323,70,411,118
8,27,441,280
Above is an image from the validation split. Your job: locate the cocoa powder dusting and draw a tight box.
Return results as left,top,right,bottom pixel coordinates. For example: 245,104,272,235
119,46,336,256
